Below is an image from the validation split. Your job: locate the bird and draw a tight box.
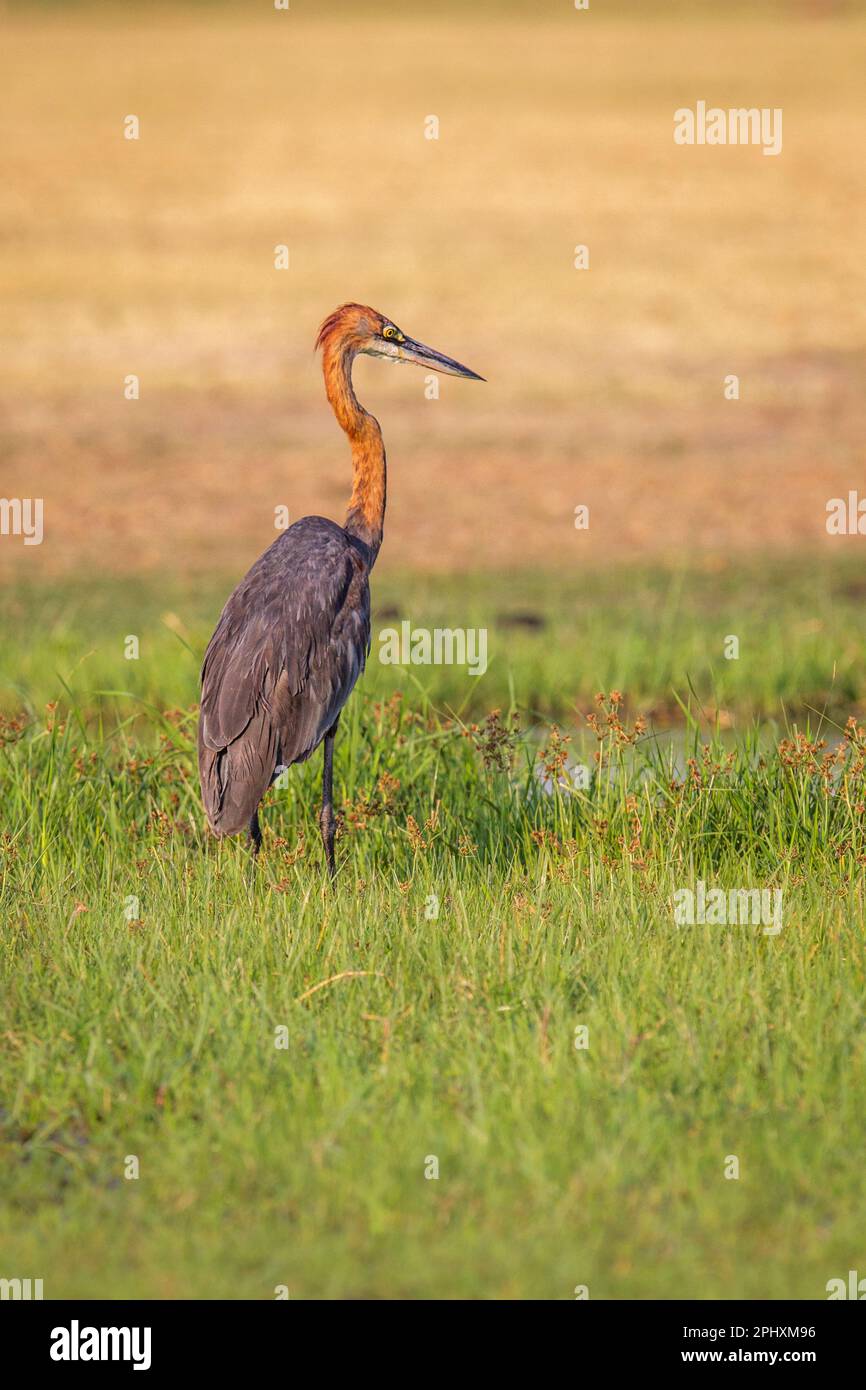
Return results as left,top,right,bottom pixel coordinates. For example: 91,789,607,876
197,303,484,876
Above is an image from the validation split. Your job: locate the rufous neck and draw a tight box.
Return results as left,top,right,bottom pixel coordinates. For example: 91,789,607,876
322,341,385,560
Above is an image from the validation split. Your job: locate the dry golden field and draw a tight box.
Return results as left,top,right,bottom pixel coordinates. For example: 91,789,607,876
2,2,865,580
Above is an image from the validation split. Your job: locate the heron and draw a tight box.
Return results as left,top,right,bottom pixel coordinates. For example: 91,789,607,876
197,303,484,875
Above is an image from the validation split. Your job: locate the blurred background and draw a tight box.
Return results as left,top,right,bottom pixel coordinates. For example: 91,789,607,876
2,0,865,715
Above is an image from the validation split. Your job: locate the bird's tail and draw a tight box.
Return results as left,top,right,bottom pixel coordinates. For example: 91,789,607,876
198,716,278,838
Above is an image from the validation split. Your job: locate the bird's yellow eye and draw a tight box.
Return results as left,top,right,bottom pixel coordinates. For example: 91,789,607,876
383,325,403,342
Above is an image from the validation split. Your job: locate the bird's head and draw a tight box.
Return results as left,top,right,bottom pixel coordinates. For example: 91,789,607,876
316,303,484,381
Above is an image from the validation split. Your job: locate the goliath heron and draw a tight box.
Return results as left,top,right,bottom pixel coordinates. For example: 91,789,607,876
198,303,483,874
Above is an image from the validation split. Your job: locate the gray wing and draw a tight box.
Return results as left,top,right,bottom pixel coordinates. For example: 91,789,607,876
198,517,370,836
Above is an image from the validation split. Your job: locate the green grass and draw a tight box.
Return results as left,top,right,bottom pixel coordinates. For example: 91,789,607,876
2,560,866,1299
3,552,866,723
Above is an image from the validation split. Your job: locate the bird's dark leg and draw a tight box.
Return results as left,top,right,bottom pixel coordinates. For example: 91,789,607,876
320,721,339,880
248,809,262,856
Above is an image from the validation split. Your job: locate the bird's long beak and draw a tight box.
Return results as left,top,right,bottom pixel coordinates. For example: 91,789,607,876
397,336,485,381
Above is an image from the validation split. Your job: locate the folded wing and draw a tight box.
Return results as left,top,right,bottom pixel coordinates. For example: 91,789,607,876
198,517,370,836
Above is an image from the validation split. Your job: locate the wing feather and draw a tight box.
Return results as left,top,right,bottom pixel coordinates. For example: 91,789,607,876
198,517,370,836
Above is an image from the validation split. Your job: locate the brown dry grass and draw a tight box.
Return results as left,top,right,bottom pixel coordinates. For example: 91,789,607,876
1,6,865,579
